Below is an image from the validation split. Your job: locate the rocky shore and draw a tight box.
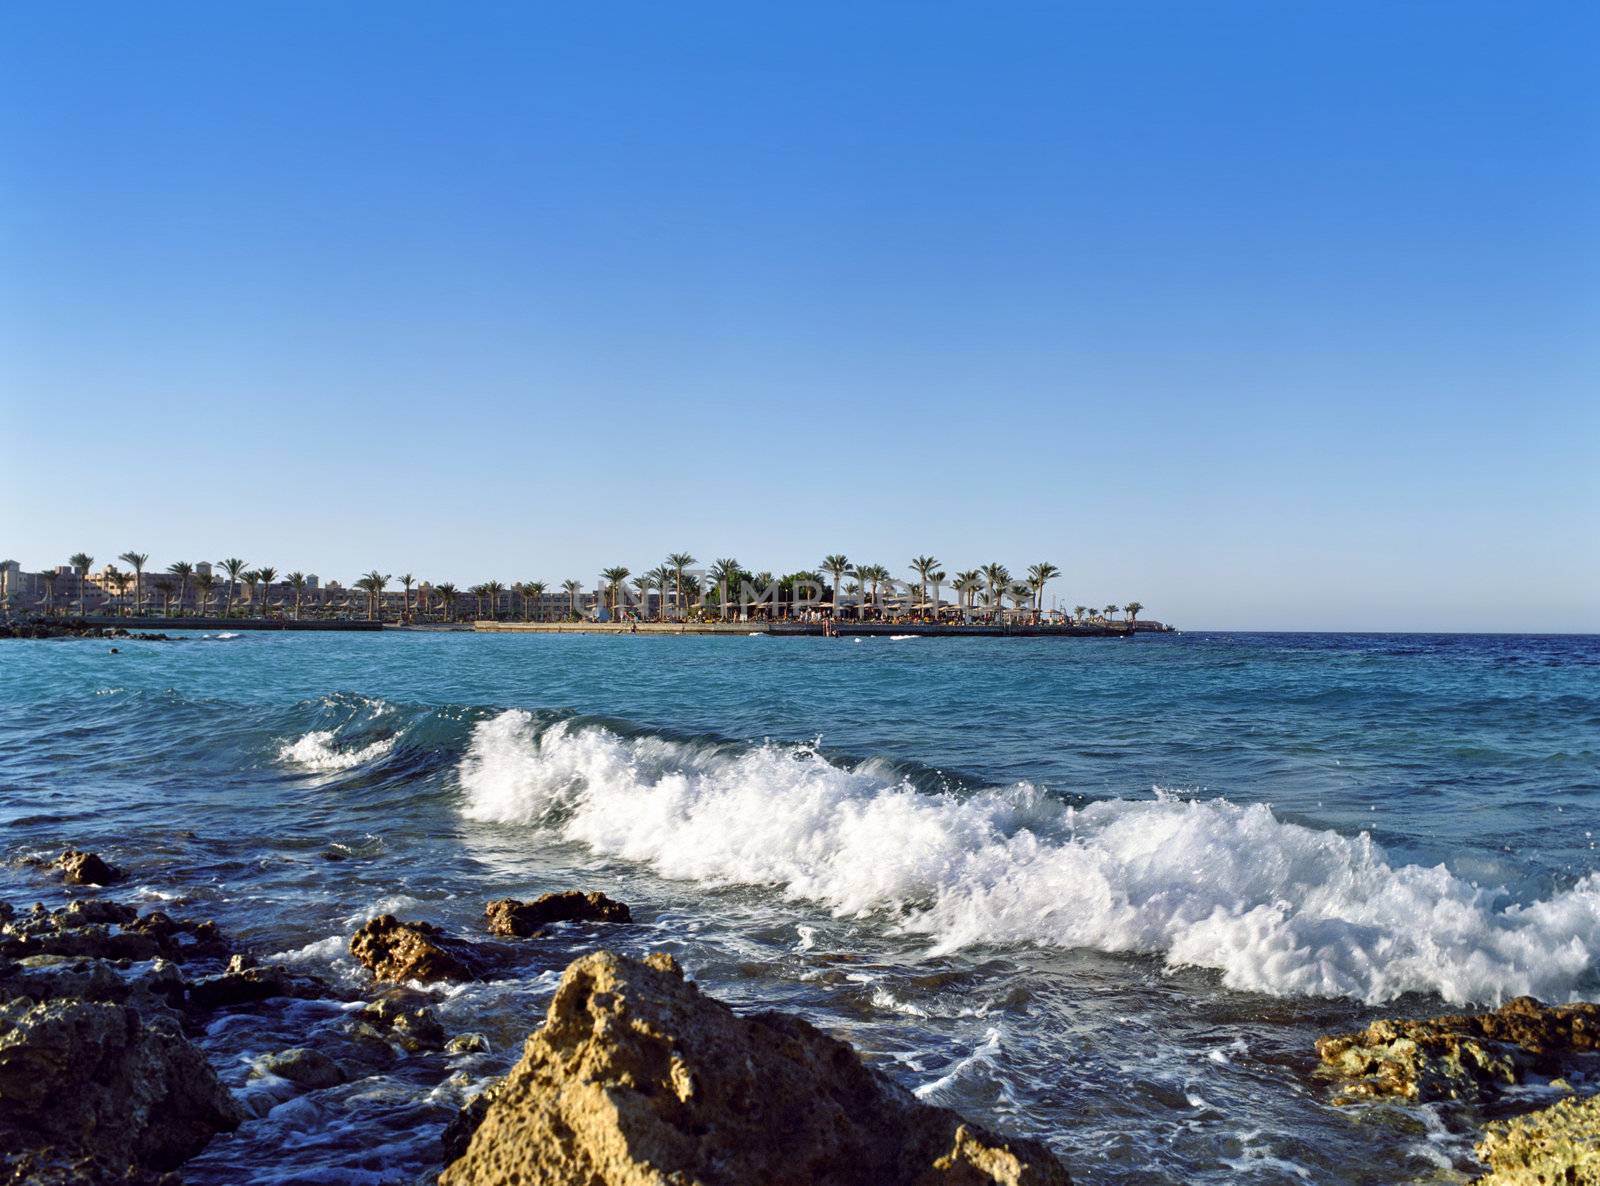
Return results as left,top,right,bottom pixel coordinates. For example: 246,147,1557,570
0,620,171,641
6,846,1600,1185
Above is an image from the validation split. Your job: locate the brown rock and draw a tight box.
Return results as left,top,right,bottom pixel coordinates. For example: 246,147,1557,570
484,891,632,937
357,998,447,1052
187,961,335,1010
1317,995,1600,1104
350,915,480,983
53,850,126,886
439,949,1071,1186
1473,1092,1600,1185
0,996,241,1172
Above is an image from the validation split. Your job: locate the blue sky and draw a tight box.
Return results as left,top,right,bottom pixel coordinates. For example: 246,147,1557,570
3,2,1595,630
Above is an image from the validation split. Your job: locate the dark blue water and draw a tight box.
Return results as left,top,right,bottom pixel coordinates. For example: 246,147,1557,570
3,630,1597,1184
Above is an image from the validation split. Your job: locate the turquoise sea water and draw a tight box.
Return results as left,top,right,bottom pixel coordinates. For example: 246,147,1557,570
3,630,1598,1184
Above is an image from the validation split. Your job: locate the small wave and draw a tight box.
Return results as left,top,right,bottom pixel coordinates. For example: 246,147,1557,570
456,711,1600,1006
214,631,241,640
278,730,396,772
914,1027,1004,1102
889,634,918,641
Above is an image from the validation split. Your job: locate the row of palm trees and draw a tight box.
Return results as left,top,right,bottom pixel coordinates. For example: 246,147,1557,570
17,550,1144,627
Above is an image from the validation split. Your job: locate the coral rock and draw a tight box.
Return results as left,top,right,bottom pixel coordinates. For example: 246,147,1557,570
483,891,632,937
1474,1092,1600,1185
0,996,240,1172
1317,996,1600,1104
439,949,1070,1186
350,916,481,983
53,850,126,886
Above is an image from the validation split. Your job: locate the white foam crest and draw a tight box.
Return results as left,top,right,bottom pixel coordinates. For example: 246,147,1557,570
456,710,1600,1005
277,730,395,772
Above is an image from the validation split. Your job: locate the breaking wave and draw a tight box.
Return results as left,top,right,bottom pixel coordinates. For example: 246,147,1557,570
277,729,396,772
457,710,1600,1006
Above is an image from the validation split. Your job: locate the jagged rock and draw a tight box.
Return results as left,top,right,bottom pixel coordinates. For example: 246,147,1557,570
257,1047,345,1090
53,850,126,886
446,1032,490,1055
357,998,447,1052
484,891,632,937
186,961,333,1010
0,1141,180,1185
439,949,1071,1186
1317,996,1600,1104
350,915,481,983
0,996,241,1172
1473,1092,1600,1184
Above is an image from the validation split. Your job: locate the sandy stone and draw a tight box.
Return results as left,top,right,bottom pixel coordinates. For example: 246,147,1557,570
439,949,1070,1186
483,891,632,937
1474,1092,1600,1185
1317,996,1600,1104
350,916,481,983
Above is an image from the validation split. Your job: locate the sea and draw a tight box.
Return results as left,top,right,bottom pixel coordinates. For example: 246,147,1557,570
3,629,1598,1185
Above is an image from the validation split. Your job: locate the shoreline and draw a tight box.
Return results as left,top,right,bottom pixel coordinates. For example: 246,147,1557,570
472,619,1154,637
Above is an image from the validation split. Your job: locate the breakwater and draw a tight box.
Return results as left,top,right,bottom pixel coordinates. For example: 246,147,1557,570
74,616,384,632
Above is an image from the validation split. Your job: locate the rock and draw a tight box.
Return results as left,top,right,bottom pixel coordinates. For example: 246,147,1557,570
446,1032,490,1055
1317,996,1600,1104
484,891,632,937
0,1142,179,1185
257,1047,346,1090
1474,1092,1600,1184
357,998,447,1052
439,949,1071,1186
0,996,241,1172
53,849,126,886
350,915,481,983
186,962,334,1010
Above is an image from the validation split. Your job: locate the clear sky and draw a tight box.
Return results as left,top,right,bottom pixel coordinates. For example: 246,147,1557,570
3,2,1595,631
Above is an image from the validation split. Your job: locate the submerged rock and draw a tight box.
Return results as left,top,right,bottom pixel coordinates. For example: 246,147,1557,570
0,996,241,1172
439,949,1071,1186
53,849,126,886
357,998,447,1052
257,1046,346,1090
483,891,632,937
1317,996,1600,1104
350,915,481,983
1474,1092,1600,1184
187,959,335,1010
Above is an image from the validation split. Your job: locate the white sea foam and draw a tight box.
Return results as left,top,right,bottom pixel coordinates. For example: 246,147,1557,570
278,730,395,772
457,711,1600,1005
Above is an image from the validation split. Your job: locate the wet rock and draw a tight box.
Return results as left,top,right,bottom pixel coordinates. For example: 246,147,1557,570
356,998,447,1052
257,1047,346,1090
1473,1092,1600,1184
186,961,334,1010
53,849,126,886
350,915,481,983
446,1032,490,1055
0,996,241,1172
1317,996,1600,1104
483,891,632,937
439,949,1072,1186
0,1143,179,1185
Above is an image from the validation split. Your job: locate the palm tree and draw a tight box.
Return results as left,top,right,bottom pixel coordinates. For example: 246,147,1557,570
822,554,850,618
1027,562,1060,621
219,558,247,617
255,567,277,617
434,582,458,623
599,567,631,621
152,577,174,617
399,573,415,622
359,571,390,621
1009,583,1034,614
666,553,696,620
562,579,583,620
1124,602,1143,624
708,558,742,621
1103,603,1119,622
118,552,149,616
286,572,307,619
526,581,547,622
68,553,92,617
909,555,940,612
160,561,191,617
981,563,1010,623
1073,605,1087,625
483,579,505,621
105,567,129,615
193,572,216,617
646,567,672,621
